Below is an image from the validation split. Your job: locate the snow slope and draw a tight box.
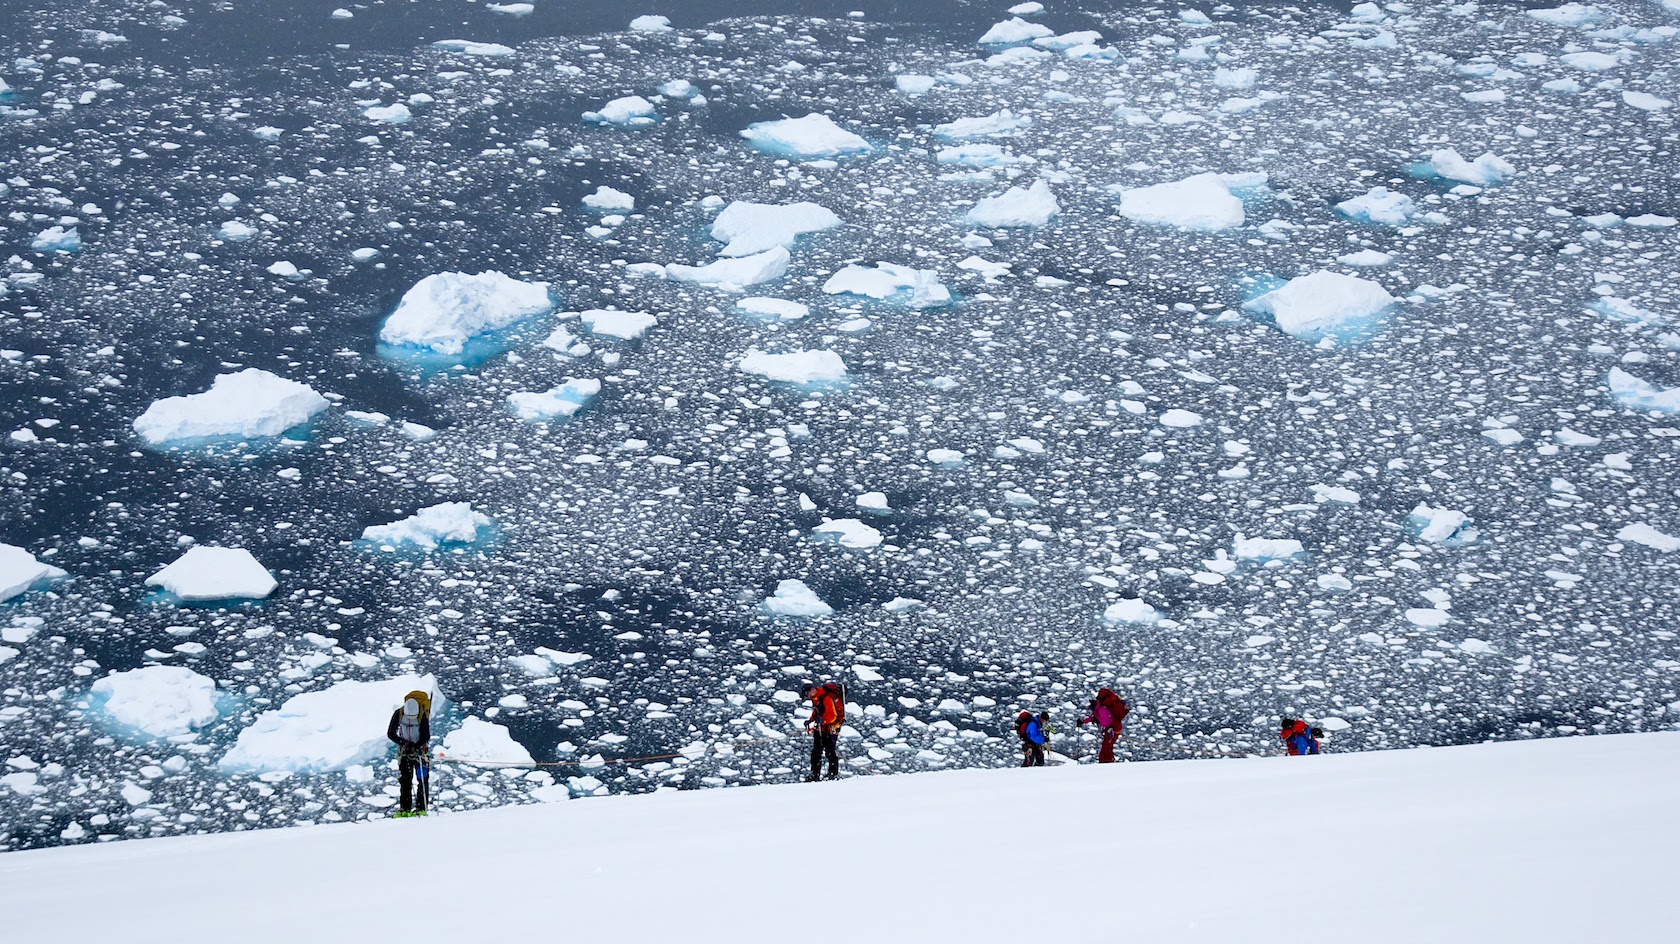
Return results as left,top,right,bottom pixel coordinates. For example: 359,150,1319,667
3,733,1676,944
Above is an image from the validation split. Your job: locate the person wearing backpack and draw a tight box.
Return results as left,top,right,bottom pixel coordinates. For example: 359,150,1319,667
1016,710,1048,767
1078,688,1130,764
803,681,845,782
1280,718,1322,756
386,691,431,816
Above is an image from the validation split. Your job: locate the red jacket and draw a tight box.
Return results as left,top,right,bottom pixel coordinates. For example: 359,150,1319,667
808,688,842,732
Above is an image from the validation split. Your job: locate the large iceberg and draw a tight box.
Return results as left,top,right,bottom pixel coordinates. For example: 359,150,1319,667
362,502,493,550
710,201,841,256
146,547,278,602
1117,173,1248,231
1243,271,1397,339
966,181,1059,228
507,379,602,421
823,263,952,308
740,349,849,384
740,114,870,158
220,675,441,774
379,271,553,355
761,579,832,617
89,666,221,740
132,369,329,446
1607,368,1680,414
0,543,66,602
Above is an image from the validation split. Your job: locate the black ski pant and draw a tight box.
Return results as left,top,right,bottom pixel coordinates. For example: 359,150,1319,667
811,728,840,780
1021,742,1045,767
399,749,427,812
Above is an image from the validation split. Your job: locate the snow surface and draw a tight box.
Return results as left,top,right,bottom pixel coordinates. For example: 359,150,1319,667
709,201,841,256
0,544,66,602
219,675,439,774
132,369,329,446
739,114,870,158
361,502,492,550
89,666,220,739
1244,270,1397,339
379,271,553,355
6,734,1678,943
145,547,277,602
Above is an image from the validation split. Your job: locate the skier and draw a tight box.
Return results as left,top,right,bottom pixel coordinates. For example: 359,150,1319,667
386,690,431,816
1078,688,1130,764
1280,718,1322,756
803,681,845,782
1016,710,1049,767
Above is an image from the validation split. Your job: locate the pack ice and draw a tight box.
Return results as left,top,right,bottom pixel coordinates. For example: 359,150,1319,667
131,369,329,446
145,547,278,602
219,675,441,774
379,271,553,355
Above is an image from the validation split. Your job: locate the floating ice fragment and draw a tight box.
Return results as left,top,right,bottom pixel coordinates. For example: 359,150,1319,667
1421,149,1515,186
379,271,552,355
364,103,410,124
762,580,832,617
1103,599,1159,624
432,39,515,56
1527,3,1605,27
362,502,493,550
629,14,672,32
0,544,66,602
1233,536,1305,561
740,114,870,158
1117,173,1247,231
965,180,1059,228
979,17,1054,45
736,297,808,321
1406,608,1451,628
1336,187,1416,226
663,247,791,289
1160,409,1202,428
582,186,635,212
823,263,951,308
132,369,329,445
220,675,441,774
1607,367,1680,413
1622,91,1672,111
710,201,841,256
1243,271,1396,339
577,309,657,340
30,225,80,253
441,718,533,765
90,666,221,739
933,109,1032,140
218,220,258,241
584,96,657,127
1409,503,1476,544
1617,523,1680,551
813,519,883,549
507,379,602,421
739,349,848,384
146,547,277,602
895,75,936,94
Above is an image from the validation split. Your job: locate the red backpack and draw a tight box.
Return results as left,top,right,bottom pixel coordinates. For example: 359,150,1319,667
820,682,846,726
1096,688,1129,726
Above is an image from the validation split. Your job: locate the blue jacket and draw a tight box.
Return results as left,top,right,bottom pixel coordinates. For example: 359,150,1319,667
1022,717,1047,746
1286,731,1319,755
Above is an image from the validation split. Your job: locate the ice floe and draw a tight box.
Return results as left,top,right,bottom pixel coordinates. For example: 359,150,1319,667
739,114,870,158
739,349,848,384
761,579,832,617
379,271,553,355
362,502,494,550
145,547,277,602
132,369,329,446
88,666,221,740
220,675,441,773
1243,271,1396,340
710,201,841,256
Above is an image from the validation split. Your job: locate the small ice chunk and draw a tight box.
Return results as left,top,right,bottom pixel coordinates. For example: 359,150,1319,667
965,180,1059,228
933,109,1031,140
664,247,790,289
30,226,81,253
629,14,672,32
1103,599,1159,624
1526,4,1604,27
1336,187,1416,226
0,544,67,602
1233,536,1305,560
740,114,870,158
431,39,516,56
362,502,493,550
1409,503,1475,544
577,309,658,340
1622,91,1672,112
823,263,951,308
739,349,848,384
979,17,1054,45
1244,271,1396,339
219,220,258,242
1160,409,1202,428
582,186,635,211
379,271,552,355
220,675,441,773
364,103,411,124
507,379,602,421
1607,367,1680,413
146,547,277,601
812,518,883,549
736,297,808,321
1117,173,1246,231
1406,608,1451,628
895,74,937,94
1422,148,1515,186
762,580,833,617
1338,249,1392,267
440,717,533,765
90,666,221,739
710,201,841,256
584,95,658,127
133,369,329,445
1617,523,1680,551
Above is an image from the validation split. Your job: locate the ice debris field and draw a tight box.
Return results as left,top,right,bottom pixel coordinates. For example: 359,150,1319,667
0,0,1678,851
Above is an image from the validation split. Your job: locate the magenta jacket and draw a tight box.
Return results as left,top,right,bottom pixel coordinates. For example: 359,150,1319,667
1082,703,1115,729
